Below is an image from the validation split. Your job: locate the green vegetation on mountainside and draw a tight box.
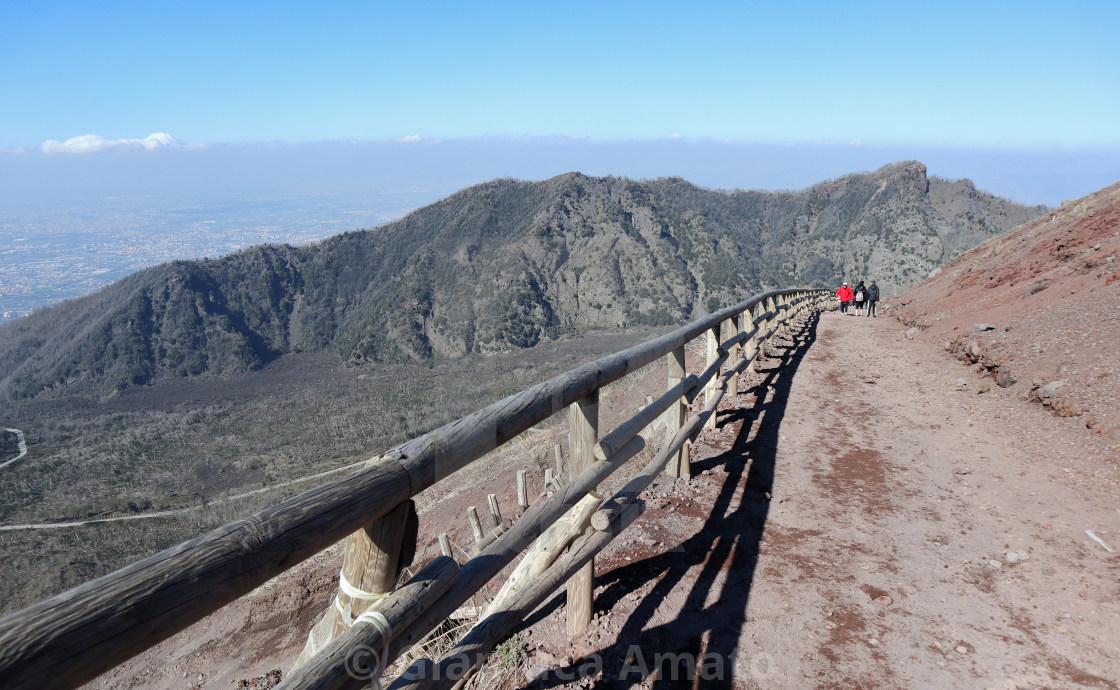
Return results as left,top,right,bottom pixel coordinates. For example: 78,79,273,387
0,161,1043,400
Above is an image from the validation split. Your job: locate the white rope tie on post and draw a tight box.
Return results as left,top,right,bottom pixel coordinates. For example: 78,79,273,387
353,610,392,690
332,570,393,689
334,570,389,625
339,570,390,601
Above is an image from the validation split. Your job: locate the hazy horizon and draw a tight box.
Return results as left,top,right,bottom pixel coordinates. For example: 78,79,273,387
4,137,1119,209
4,138,1116,321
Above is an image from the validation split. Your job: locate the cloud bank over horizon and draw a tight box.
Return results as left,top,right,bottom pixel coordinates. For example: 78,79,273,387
40,132,192,154
3,135,1118,208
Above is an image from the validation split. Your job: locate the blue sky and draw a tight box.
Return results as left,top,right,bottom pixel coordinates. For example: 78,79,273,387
1,1,1119,205
3,0,1118,147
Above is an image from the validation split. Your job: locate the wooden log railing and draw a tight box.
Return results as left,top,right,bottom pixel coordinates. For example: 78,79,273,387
0,288,830,689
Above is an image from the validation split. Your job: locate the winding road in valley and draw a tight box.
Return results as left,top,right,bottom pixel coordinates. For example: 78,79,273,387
0,457,369,532
0,428,27,470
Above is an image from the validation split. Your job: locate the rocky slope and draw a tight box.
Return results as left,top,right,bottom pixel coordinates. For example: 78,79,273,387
0,162,1042,400
894,181,1120,440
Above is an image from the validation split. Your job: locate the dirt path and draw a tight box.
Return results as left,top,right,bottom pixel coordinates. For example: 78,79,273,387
516,309,1119,689
719,310,1119,688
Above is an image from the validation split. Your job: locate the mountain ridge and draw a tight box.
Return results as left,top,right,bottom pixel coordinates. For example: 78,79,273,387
0,162,1044,400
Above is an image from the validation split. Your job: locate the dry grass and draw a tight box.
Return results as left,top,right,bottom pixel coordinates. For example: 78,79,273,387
0,327,671,615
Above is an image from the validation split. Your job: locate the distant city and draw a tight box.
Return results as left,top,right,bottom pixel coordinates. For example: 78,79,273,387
0,191,437,320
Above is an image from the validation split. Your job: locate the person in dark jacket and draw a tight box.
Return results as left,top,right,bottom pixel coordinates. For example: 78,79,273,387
853,280,867,313
865,280,880,317
836,282,853,314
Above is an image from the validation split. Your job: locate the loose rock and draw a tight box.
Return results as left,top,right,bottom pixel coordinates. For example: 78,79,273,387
1032,371,1056,388
1041,379,1066,399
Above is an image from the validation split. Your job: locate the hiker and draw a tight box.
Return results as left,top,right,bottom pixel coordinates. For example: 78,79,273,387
853,280,867,313
865,280,880,317
836,282,854,314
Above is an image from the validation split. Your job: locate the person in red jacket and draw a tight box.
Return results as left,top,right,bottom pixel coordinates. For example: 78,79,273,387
836,282,854,314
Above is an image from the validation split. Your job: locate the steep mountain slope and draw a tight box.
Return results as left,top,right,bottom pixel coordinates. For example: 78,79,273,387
894,181,1120,439
0,162,1042,400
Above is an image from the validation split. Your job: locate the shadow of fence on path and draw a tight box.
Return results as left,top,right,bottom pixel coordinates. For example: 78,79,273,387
517,311,821,689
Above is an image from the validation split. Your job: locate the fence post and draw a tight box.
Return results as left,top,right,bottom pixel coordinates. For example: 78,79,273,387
704,323,721,430
331,499,415,638
745,304,758,378
487,494,503,528
665,347,689,479
729,313,742,396
566,390,598,635
517,470,528,511
468,506,484,545
293,499,416,669
761,295,776,357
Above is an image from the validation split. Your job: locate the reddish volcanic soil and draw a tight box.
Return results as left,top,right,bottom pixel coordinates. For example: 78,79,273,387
85,183,1120,689
894,181,1120,443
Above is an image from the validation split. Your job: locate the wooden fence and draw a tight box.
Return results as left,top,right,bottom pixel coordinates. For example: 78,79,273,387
0,288,829,689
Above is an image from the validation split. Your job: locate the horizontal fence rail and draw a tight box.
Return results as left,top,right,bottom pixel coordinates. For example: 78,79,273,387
0,287,830,689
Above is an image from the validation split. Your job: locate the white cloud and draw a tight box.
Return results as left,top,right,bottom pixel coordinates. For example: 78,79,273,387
41,132,187,154
849,138,864,146
378,135,441,146
664,133,684,139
